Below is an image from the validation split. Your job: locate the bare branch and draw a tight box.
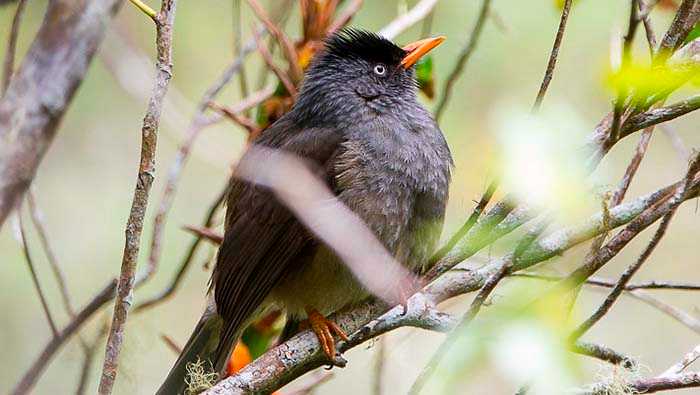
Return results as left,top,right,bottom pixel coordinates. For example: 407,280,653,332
16,211,58,337
26,191,75,318
429,180,498,266
328,0,364,34
246,0,302,81
98,1,178,393
0,0,123,231
182,224,224,245
127,0,158,22
253,29,298,98
628,290,700,333
134,183,228,312
657,0,700,56
11,280,117,395
569,153,700,341
570,341,636,369
208,101,261,138
532,0,573,111
409,260,511,394
434,0,491,120
137,31,264,284
662,344,700,377
511,273,700,292
620,94,700,138
579,371,700,394
1,0,27,95
378,0,439,40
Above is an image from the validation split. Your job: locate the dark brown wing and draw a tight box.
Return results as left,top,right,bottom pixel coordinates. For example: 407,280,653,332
212,119,343,365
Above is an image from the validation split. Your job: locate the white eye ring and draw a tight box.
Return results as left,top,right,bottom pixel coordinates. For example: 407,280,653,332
373,64,386,75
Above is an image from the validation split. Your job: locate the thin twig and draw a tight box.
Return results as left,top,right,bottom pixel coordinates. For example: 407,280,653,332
127,0,157,21
511,273,700,291
378,0,439,40
429,180,498,266
1,0,27,95
246,0,302,81
532,0,573,111
661,124,690,162
328,0,364,34
26,191,75,318
628,290,700,333
252,28,298,97
232,0,250,117
570,153,700,341
579,371,700,394
16,211,59,337
97,1,178,393
161,333,183,354
182,224,224,245
609,0,642,143
409,260,511,394
76,324,108,395
11,280,118,395
434,0,491,120
208,101,261,138
0,0,121,231
661,344,700,377
137,31,264,285
134,183,228,312
570,341,637,369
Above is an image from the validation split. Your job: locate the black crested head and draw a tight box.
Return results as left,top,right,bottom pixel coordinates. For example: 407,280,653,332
290,28,444,125
323,28,407,67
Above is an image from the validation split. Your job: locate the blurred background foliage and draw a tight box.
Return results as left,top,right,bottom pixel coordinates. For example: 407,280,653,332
1,0,699,393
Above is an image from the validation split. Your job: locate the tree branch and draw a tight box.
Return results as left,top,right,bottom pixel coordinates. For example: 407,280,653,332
434,0,491,120
1,0,27,95
532,0,573,111
0,0,122,231
378,0,439,40
97,1,178,393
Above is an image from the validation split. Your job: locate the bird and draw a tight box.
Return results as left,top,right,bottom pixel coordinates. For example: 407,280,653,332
157,28,452,394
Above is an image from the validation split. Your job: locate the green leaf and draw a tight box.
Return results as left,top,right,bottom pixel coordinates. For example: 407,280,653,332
684,23,700,44
416,55,435,99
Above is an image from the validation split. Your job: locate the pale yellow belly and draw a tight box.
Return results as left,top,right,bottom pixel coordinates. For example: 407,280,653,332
268,247,369,318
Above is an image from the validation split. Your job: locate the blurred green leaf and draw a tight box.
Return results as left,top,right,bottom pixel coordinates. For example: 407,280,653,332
606,59,700,105
416,55,435,99
684,23,700,45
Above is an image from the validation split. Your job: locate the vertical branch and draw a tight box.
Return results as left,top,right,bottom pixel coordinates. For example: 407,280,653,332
532,0,573,111
97,1,178,394
232,0,250,117
1,0,27,95
434,0,491,120
17,210,59,337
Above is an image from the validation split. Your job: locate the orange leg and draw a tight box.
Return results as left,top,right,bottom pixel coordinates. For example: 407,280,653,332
303,308,349,360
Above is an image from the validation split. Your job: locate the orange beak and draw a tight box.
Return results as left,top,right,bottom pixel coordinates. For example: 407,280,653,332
400,36,446,69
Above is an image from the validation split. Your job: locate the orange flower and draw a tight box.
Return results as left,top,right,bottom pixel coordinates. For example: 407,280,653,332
226,341,252,376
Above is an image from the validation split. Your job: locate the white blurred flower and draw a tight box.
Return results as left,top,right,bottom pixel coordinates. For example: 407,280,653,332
491,101,598,223
492,321,577,395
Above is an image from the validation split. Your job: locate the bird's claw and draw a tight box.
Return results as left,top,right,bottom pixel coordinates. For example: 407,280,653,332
304,308,349,367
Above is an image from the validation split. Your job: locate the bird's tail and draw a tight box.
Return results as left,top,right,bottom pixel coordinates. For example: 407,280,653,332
156,301,239,395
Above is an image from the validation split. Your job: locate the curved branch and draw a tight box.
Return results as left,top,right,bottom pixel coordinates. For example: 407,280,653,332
0,0,122,230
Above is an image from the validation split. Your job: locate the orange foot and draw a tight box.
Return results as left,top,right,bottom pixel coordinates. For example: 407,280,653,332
303,308,349,361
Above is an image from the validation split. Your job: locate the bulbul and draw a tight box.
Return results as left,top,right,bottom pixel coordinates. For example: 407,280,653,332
158,28,451,394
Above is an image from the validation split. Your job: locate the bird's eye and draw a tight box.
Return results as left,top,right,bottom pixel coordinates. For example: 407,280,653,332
373,64,386,76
